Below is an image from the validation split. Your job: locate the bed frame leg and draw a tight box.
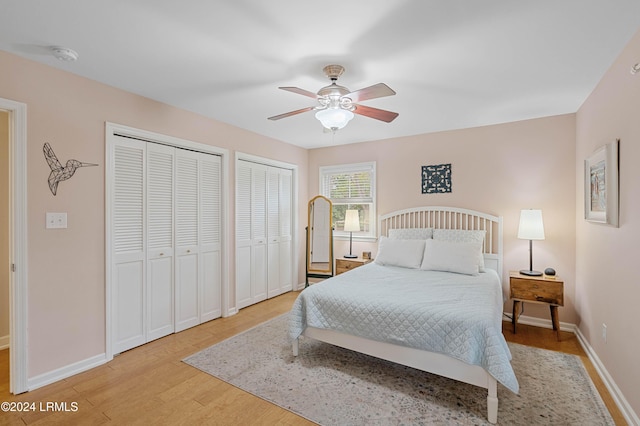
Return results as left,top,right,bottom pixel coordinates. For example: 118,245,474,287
292,338,299,357
487,377,498,424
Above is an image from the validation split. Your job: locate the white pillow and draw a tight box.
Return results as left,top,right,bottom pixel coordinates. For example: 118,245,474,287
375,236,426,269
433,229,486,272
420,239,481,275
388,227,433,240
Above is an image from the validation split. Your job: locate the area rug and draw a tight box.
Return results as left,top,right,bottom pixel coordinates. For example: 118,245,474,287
183,315,614,425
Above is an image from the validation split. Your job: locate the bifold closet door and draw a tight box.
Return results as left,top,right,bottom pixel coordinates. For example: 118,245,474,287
175,149,222,332
278,169,293,295
112,139,147,354
198,154,222,323
236,161,267,309
237,160,292,309
111,136,222,352
235,161,252,309
174,150,200,332
267,168,293,298
146,143,175,341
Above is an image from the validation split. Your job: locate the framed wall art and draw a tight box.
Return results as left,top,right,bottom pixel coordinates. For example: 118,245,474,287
584,139,619,226
422,163,452,194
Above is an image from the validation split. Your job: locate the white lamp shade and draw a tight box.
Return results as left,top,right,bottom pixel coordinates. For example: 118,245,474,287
343,209,361,232
517,209,545,240
315,108,354,130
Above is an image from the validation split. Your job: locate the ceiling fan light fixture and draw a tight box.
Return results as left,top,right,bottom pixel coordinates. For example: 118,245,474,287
315,108,354,130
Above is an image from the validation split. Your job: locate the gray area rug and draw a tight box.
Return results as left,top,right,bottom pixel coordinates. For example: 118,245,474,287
183,315,614,425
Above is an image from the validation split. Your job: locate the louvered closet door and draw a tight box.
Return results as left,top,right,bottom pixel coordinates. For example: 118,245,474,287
112,139,146,354
267,168,281,298
250,164,268,304
146,143,174,341
175,150,200,332
237,161,293,309
267,167,292,298
235,161,253,309
278,169,293,294
199,154,222,322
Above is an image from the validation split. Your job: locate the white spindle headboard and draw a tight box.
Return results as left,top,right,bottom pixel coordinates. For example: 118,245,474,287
379,206,503,278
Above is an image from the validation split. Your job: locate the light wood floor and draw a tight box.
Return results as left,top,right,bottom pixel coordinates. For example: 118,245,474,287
0,291,626,425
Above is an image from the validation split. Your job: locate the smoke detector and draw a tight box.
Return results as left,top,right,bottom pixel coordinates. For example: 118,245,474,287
49,46,79,62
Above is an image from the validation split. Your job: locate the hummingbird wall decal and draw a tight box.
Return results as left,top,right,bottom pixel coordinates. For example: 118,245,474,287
43,142,98,196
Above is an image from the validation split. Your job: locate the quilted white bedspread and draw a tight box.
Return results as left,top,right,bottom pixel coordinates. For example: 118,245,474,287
289,263,519,393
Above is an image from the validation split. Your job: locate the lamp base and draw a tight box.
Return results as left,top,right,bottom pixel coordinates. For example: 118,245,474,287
519,269,543,276
343,254,357,259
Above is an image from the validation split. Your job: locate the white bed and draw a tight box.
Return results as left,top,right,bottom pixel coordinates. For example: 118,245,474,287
289,206,517,424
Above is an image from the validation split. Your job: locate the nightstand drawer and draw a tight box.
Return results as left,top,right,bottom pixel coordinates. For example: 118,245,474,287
510,277,564,306
509,271,564,341
336,258,371,275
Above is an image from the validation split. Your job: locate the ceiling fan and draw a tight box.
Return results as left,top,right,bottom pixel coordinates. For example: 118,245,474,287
268,65,398,131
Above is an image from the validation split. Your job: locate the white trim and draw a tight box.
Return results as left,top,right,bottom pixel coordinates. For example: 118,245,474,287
105,122,230,360
27,353,108,391
234,152,299,309
0,334,8,350
236,152,297,171
574,327,640,426
505,315,639,425
319,161,377,240
1,97,28,394
508,313,574,333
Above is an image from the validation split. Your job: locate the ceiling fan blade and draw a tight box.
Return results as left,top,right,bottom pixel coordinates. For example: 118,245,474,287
346,83,396,103
268,106,315,121
279,86,318,99
353,104,399,123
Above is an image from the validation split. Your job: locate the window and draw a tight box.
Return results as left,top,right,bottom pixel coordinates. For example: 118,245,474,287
319,162,376,240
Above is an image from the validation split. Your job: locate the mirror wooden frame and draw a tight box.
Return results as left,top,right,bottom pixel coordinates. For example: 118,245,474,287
305,195,334,286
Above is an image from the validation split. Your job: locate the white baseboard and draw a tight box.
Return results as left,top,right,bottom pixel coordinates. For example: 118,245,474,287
574,327,640,426
225,307,238,317
504,312,639,426
503,312,574,333
0,334,8,350
27,353,108,391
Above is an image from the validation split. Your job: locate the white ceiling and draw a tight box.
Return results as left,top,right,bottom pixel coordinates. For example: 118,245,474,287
1,1,639,149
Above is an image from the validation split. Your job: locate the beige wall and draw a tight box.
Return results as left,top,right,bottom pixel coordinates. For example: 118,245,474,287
0,50,309,377
0,110,8,343
575,29,640,415
309,114,578,323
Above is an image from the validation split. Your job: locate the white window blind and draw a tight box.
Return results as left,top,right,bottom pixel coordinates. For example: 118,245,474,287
319,162,376,239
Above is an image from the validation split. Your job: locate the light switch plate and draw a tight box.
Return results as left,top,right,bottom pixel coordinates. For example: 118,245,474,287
46,212,67,229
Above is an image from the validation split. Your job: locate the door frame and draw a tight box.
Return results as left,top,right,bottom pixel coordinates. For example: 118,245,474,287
1,97,28,394
105,122,229,360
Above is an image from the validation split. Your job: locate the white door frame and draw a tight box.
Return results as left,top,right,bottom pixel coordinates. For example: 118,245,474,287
1,97,28,394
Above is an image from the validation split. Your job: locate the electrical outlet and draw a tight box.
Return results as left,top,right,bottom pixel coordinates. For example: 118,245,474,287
602,323,607,343
46,212,68,229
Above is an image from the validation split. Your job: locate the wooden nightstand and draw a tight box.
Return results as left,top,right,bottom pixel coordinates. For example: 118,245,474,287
509,271,564,341
336,257,372,275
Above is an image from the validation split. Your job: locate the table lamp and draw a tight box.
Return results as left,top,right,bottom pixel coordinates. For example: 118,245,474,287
517,209,545,276
343,210,360,258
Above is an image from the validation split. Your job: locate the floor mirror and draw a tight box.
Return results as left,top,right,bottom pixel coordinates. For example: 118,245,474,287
306,195,334,286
